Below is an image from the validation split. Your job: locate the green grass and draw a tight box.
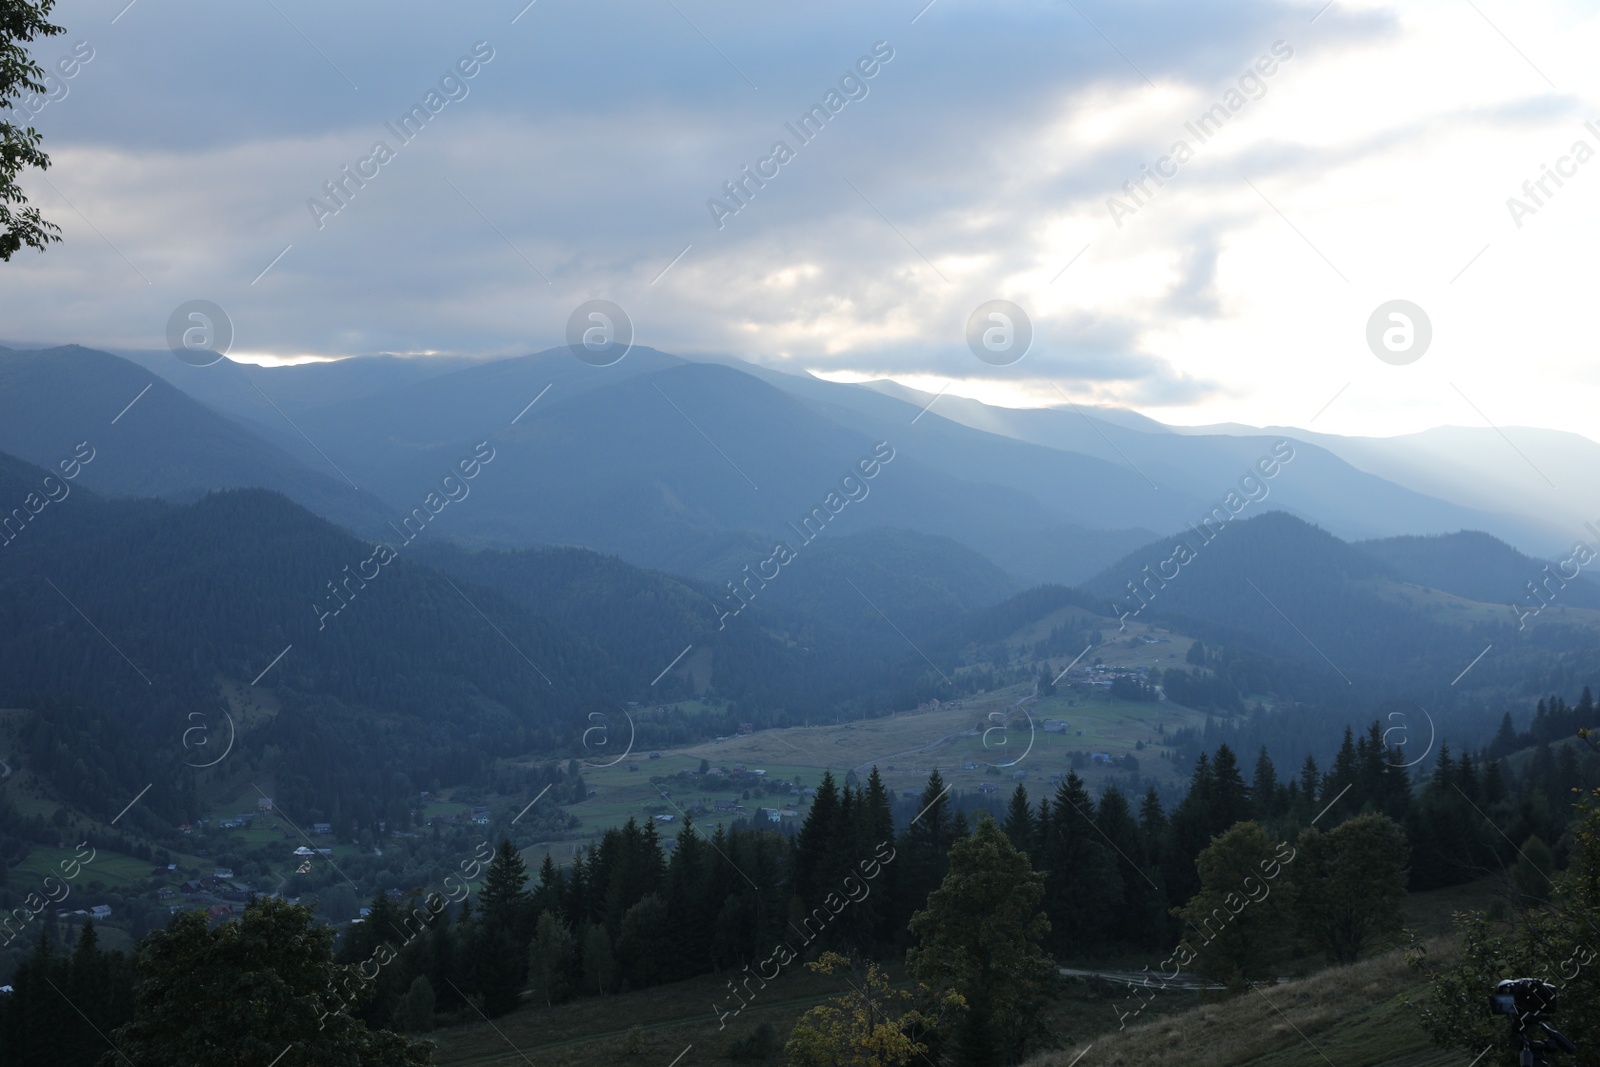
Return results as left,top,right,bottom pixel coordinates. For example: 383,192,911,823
1027,945,1459,1067
10,846,155,891
426,959,1192,1067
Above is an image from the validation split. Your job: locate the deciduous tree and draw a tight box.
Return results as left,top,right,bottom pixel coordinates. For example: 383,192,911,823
1292,812,1409,964
0,0,64,259
908,815,1055,1065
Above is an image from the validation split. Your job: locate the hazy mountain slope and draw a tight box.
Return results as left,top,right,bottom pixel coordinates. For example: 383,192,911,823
263,354,1208,581
752,527,1021,635
9,344,1573,589
1076,511,1592,698
1265,424,1600,554
102,346,484,427
356,360,1080,579
0,345,398,535
1357,530,1600,611
244,346,692,486
795,379,1554,552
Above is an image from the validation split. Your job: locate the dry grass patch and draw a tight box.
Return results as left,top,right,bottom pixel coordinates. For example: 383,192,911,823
1028,940,1460,1067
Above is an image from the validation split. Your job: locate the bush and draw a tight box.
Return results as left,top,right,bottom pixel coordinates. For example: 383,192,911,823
727,1021,779,1061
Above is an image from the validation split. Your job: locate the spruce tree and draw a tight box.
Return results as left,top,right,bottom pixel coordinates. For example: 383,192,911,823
898,769,955,924
478,841,532,1016
1252,747,1279,819
1003,784,1033,856
1097,785,1166,948
1040,773,1120,953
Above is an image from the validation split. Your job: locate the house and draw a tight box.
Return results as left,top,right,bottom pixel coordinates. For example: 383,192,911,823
654,814,675,823
627,763,639,772
312,823,332,836
157,887,175,899
757,808,783,824
737,723,754,735
257,797,274,811
90,905,111,920
207,905,233,919
649,751,661,760
293,846,316,857
1091,753,1113,764
213,867,234,880
978,782,999,794
181,880,203,894
1043,720,1068,734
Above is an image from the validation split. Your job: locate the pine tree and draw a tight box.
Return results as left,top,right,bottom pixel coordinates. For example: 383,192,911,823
898,769,955,924
1098,785,1166,948
1252,747,1280,819
1040,773,1121,953
1164,754,1217,905
1211,744,1253,827
482,840,531,933
1297,754,1321,815
478,841,532,1017
1490,712,1518,758
1138,787,1168,868
666,819,713,979
531,853,564,919
1003,785,1033,856
793,771,842,912
1457,752,1480,802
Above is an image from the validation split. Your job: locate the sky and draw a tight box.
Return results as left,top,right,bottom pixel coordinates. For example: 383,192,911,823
3,0,1599,443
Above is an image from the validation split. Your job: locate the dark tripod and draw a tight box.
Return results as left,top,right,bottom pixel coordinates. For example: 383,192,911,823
1490,979,1577,1067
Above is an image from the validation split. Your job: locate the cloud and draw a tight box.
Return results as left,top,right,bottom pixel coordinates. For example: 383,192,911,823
13,0,1600,445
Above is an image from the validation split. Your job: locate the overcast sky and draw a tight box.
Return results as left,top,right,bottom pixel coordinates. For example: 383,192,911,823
3,0,1598,442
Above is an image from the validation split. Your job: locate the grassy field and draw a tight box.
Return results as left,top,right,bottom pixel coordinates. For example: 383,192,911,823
425,877,1499,1067
564,681,1208,841
1026,944,1459,1067
426,959,1196,1067
1362,576,1600,632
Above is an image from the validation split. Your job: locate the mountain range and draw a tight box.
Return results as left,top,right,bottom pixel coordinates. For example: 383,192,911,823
3,339,1598,832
